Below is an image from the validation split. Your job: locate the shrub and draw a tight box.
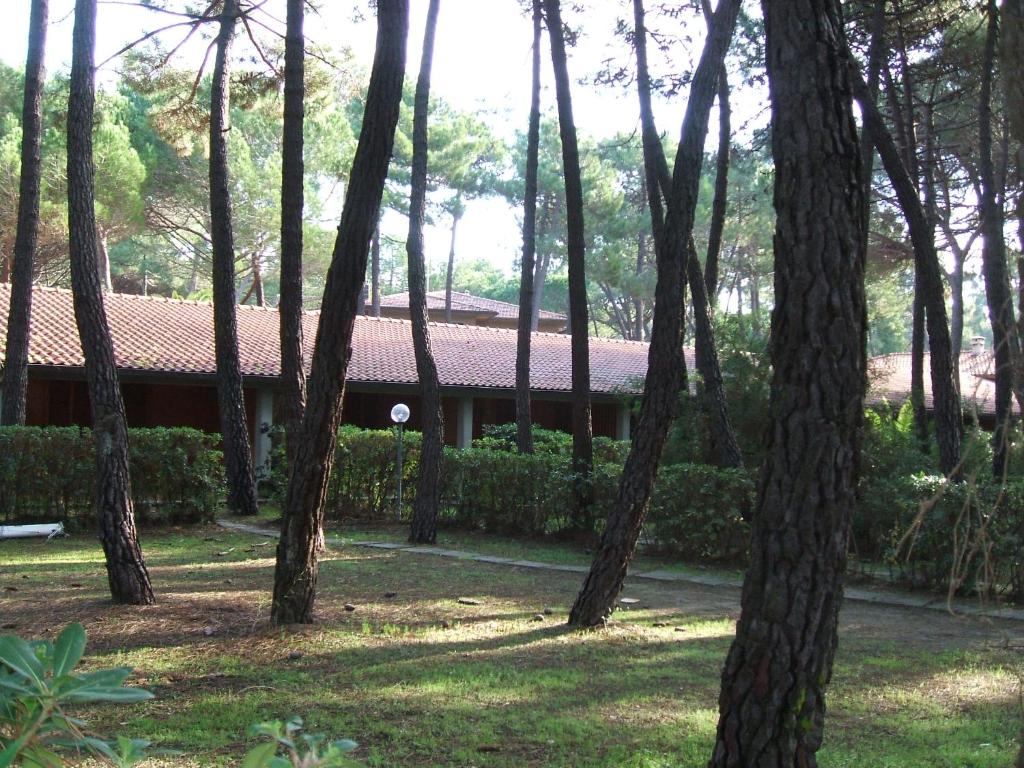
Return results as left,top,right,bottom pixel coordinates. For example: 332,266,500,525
0,622,160,766
645,463,754,561
0,427,224,528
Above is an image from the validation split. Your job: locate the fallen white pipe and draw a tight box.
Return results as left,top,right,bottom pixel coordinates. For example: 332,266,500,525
0,523,65,540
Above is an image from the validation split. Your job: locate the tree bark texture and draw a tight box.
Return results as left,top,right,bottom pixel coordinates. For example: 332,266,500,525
278,0,306,471
852,70,964,479
544,0,594,529
1,0,47,426
709,2,867,764
271,0,408,624
515,0,543,456
406,0,444,545
209,0,259,516
68,0,153,606
567,0,740,627
978,0,1020,476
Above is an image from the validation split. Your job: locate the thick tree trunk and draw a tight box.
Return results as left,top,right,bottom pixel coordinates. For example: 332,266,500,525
709,2,866,763
515,0,543,456
444,201,460,324
68,0,153,606
978,0,1020,476
852,71,964,479
278,0,306,471
568,0,740,627
545,0,594,530
271,0,408,625
1,0,47,427
209,0,259,516
406,0,444,545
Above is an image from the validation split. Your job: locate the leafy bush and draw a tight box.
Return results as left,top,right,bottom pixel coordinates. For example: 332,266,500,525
0,427,224,528
858,472,1024,600
0,623,160,767
645,463,754,561
244,717,359,768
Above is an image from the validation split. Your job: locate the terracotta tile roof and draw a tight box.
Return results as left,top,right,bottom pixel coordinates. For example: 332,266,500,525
867,349,1016,418
0,284,651,397
377,290,566,321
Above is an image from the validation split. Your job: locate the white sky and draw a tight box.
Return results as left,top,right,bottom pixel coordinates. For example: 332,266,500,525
0,0,763,282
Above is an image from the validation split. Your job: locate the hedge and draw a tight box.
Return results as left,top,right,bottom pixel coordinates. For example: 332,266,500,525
0,426,224,528
857,472,1024,601
306,427,754,560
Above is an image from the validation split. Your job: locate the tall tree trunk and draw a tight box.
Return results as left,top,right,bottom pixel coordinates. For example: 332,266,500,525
687,238,743,469
371,218,381,317
978,0,1019,476
444,198,461,324
531,243,551,331
515,0,543,456
705,69,729,303
67,0,153,606
709,1,866,762
209,0,259,516
545,0,594,530
251,253,265,307
1,0,47,426
96,227,112,292
852,70,964,479
406,0,444,545
910,273,929,448
568,0,740,627
634,224,646,340
271,0,408,625
279,0,307,470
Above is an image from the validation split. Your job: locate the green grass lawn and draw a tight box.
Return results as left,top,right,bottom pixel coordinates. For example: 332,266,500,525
1,528,1020,767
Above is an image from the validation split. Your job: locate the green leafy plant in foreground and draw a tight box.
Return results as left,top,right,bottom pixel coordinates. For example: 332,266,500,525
243,717,360,767
0,623,158,767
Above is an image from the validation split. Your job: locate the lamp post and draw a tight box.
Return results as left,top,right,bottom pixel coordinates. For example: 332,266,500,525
390,403,410,522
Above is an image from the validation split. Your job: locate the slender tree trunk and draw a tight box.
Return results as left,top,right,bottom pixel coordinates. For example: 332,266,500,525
978,0,1019,476
209,0,259,516
687,238,743,469
852,70,964,479
568,0,740,627
705,68,729,303
406,0,444,545
531,243,551,331
371,218,381,317
187,243,201,295
910,273,929,448
634,224,646,340
279,0,307,470
272,0,408,624
1,0,47,426
709,2,866,762
68,0,153,606
444,200,461,324
251,253,265,307
516,0,543,456
96,227,112,292
545,0,594,530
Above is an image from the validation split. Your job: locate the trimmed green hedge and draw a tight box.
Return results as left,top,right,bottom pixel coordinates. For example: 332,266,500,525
309,427,754,561
0,426,224,527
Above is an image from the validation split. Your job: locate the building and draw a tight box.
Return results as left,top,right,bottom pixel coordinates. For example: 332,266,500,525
866,337,1017,427
368,290,567,332
0,285,656,477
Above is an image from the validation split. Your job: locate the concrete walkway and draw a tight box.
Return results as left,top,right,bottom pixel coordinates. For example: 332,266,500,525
217,519,1024,623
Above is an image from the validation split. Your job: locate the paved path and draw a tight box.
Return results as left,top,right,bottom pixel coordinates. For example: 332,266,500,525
217,519,1024,623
